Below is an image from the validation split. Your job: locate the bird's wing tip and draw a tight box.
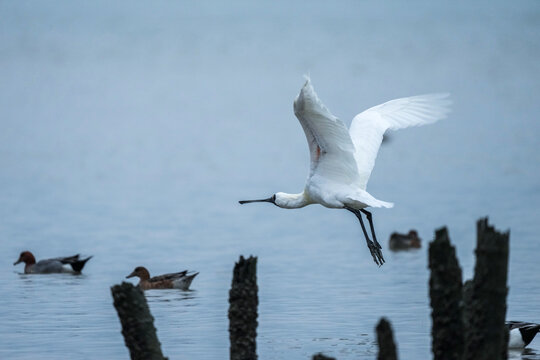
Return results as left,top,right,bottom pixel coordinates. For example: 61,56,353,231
422,92,453,108
301,74,312,92
428,93,453,117
295,75,314,112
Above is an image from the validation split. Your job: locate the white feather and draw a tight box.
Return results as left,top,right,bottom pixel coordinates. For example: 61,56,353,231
349,93,451,189
508,328,525,348
294,78,359,185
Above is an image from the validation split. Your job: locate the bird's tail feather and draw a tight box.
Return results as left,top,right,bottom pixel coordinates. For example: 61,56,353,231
377,200,394,208
71,256,93,273
346,193,394,209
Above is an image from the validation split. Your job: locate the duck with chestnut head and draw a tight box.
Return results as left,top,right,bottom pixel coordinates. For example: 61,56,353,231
14,251,92,274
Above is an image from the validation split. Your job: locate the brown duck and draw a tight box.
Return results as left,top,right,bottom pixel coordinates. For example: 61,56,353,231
389,230,421,250
126,266,198,290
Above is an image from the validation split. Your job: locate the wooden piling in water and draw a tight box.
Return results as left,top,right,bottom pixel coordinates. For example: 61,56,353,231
111,282,167,360
229,255,258,360
312,353,336,360
428,227,464,360
376,317,398,360
463,218,509,360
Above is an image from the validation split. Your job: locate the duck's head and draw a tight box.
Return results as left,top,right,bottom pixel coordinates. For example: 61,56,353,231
126,266,150,281
408,230,421,248
14,251,36,266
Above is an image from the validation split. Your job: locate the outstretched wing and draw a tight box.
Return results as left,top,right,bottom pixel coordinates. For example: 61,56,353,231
349,93,451,189
293,78,359,185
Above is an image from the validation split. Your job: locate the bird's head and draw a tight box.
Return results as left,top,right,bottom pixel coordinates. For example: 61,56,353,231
14,251,35,266
126,266,150,280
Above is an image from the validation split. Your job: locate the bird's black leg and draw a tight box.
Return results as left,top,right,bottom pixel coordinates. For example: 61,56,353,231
360,209,381,250
345,206,385,266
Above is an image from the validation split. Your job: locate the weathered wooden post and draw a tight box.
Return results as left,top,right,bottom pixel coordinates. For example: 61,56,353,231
229,255,258,360
463,218,509,360
111,282,167,360
428,227,464,360
312,353,336,360
376,317,398,360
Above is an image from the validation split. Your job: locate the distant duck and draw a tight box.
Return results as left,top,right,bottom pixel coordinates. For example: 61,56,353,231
13,251,92,274
126,266,198,290
389,230,421,250
508,321,540,348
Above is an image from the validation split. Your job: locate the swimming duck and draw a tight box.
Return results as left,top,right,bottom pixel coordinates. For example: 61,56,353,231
389,230,421,250
507,321,540,348
126,266,198,290
13,251,93,274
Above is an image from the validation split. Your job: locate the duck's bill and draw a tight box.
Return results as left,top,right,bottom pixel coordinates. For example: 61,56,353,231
125,272,136,279
239,197,273,204
13,260,21,265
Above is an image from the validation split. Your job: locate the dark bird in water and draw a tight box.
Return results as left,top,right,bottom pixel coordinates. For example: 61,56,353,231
14,251,92,274
389,230,421,250
507,321,540,348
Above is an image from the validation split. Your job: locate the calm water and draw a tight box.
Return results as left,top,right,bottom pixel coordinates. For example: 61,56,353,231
1,1,539,359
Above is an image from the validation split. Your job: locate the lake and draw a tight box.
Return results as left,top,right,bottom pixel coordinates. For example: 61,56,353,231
1,1,539,359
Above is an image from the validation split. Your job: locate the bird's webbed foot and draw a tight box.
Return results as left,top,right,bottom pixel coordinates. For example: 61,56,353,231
367,240,385,266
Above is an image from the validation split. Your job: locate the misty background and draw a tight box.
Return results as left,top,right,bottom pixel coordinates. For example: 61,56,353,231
1,1,539,359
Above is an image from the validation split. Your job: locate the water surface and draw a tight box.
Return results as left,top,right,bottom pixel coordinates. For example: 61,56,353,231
1,1,539,359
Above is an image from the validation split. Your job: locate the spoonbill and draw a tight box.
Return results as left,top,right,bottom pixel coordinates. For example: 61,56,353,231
239,78,450,266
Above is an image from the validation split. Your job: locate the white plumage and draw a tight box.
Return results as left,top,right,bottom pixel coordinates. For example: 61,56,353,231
240,77,451,265
349,92,451,190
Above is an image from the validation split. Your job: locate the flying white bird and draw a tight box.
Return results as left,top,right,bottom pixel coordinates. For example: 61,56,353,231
239,78,450,266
